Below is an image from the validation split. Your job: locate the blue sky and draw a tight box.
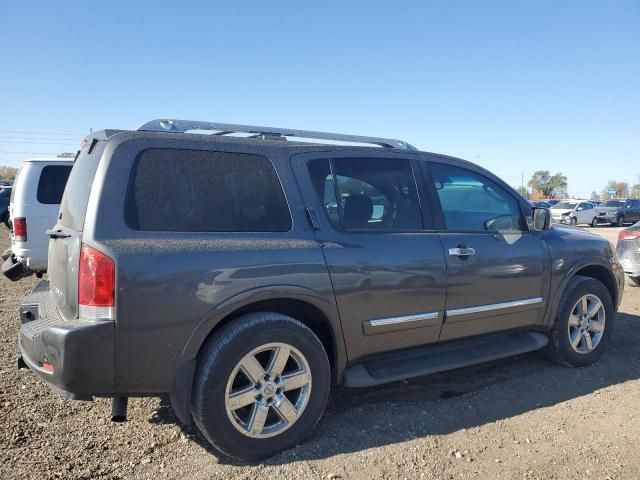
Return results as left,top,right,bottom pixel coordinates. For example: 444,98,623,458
1,0,638,196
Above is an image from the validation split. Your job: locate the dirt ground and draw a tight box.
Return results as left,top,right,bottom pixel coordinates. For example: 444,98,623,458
1,226,639,480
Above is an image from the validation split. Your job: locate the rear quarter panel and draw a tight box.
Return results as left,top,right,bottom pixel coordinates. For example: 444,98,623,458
85,133,342,393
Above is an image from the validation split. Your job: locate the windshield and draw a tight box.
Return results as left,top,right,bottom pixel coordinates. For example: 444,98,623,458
601,200,624,207
552,202,577,209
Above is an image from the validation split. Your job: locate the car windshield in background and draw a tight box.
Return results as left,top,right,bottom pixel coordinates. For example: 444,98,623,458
601,200,624,207
552,202,577,209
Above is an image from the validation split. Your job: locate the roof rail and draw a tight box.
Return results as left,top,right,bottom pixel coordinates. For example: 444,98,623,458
137,119,416,150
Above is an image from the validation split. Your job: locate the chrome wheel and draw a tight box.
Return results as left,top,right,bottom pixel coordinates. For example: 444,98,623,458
568,294,606,354
224,342,312,439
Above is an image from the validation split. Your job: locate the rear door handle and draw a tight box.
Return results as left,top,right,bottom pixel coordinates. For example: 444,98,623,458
448,247,476,257
46,229,70,239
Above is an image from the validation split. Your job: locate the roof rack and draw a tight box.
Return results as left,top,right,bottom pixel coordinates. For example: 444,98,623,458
137,119,416,150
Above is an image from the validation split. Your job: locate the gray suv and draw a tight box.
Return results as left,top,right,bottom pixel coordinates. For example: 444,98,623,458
18,120,625,460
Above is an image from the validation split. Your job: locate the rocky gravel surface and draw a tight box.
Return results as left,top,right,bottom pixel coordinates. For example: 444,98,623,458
1,226,639,479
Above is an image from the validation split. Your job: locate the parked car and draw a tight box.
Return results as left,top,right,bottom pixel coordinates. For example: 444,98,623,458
596,199,640,227
550,200,598,227
530,200,552,208
543,199,561,206
616,221,640,287
0,185,11,228
2,159,73,280
18,120,624,461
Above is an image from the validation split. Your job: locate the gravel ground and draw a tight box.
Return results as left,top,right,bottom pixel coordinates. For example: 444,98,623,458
1,226,639,480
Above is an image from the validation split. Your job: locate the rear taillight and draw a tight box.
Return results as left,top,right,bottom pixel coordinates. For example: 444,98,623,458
619,230,640,241
13,217,27,241
79,244,115,320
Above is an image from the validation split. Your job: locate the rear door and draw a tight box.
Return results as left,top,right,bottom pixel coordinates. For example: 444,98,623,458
292,151,447,362
422,160,549,341
49,142,106,320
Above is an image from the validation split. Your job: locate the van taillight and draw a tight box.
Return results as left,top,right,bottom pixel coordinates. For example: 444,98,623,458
79,244,115,320
13,217,27,241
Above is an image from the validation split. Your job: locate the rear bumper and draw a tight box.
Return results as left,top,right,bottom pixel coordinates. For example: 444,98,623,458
19,280,115,398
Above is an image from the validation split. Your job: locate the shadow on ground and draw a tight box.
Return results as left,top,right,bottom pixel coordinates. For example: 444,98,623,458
149,311,640,466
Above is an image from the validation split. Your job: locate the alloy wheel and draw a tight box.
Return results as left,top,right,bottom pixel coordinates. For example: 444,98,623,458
567,294,606,354
224,342,312,438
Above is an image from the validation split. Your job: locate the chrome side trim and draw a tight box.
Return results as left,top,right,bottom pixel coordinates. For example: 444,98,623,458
446,297,543,318
363,311,440,335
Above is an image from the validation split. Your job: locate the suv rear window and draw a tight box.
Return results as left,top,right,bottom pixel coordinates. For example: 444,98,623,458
125,149,291,232
59,142,107,231
37,165,72,204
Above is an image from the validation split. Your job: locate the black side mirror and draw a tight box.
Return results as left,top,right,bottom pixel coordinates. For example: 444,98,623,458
532,207,551,231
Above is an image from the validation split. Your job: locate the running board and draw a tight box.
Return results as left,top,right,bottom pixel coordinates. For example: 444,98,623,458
343,331,549,387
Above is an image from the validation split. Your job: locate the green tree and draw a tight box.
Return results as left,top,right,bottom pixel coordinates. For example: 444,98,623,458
600,180,629,200
527,171,568,198
631,182,640,199
516,186,530,199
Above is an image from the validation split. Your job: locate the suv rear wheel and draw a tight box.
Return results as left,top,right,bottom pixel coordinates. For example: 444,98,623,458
546,276,614,367
191,312,331,461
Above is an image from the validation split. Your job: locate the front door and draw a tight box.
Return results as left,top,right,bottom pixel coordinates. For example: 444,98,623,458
291,152,447,362
423,160,550,341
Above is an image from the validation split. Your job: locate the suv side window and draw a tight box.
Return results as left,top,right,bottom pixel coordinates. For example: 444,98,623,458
308,157,423,231
37,165,72,205
429,162,525,233
125,149,291,232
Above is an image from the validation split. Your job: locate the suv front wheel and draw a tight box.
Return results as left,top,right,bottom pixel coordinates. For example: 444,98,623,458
546,276,614,367
191,312,331,461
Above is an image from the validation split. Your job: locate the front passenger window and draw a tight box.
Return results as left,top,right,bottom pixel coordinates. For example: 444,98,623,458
429,163,525,233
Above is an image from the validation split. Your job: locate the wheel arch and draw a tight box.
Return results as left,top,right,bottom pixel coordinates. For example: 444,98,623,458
169,286,347,426
545,260,620,329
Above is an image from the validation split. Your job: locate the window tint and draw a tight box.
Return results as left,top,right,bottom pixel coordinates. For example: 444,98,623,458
429,163,524,232
308,157,422,231
60,143,106,231
126,149,291,232
37,165,72,204
0,187,11,198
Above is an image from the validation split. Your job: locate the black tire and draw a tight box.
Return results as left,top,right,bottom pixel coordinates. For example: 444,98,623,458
546,275,615,367
570,217,577,226
616,216,624,227
626,275,640,288
590,217,598,228
191,312,331,461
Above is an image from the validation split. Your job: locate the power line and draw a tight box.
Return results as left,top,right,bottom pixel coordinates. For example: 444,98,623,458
0,135,81,141
0,129,83,136
0,150,65,155
0,140,78,146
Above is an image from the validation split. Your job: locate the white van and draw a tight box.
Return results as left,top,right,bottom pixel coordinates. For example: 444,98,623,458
2,158,73,280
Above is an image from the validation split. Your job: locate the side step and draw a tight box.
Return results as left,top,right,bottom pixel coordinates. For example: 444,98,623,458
343,331,549,387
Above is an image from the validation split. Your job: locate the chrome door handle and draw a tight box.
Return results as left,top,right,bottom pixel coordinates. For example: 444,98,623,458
449,247,476,257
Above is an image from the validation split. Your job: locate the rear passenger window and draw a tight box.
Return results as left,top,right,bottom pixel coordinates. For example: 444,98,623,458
308,157,423,231
37,165,72,204
126,149,291,232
